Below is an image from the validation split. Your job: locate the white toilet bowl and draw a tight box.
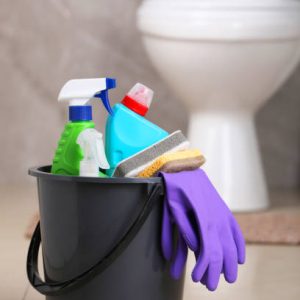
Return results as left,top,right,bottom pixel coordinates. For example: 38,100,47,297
137,0,300,212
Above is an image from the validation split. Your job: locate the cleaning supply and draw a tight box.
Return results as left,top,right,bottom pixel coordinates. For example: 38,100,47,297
113,130,189,177
160,169,246,291
28,166,185,300
137,149,205,178
105,83,169,176
77,128,109,177
51,78,116,176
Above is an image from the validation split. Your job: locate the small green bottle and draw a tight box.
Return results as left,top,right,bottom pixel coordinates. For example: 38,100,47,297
51,120,95,175
51,78,116,177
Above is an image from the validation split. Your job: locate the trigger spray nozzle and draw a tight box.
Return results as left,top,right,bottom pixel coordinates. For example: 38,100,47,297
94,78,116,115
77,128,110,177
58,78,116,119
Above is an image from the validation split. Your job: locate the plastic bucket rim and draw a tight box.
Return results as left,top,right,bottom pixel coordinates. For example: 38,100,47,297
28,165,163,184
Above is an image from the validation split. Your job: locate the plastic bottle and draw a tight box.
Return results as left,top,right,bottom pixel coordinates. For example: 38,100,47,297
105,83,169,176
51,78,116,176
77,128,109,177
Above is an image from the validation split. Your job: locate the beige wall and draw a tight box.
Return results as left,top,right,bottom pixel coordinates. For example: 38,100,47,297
0,0,299,188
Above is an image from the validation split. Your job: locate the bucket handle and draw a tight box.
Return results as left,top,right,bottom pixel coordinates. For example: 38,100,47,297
27,184,162,296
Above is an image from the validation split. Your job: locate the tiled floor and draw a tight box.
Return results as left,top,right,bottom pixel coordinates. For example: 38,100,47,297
1,184,300,300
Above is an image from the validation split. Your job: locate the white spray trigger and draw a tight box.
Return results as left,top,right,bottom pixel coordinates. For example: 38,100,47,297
77,128,110,177
58,78,115,114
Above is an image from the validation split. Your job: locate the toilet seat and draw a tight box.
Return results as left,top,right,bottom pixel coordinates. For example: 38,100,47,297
137,0,300,40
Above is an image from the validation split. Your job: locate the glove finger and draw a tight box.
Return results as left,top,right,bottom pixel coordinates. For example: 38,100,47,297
190,209,210,282
230,216,246,264
200,267,209,285
221,226,238,284
191,246,209,282
206,259,223,291
205,228,223,291
223,250,238,284
161,200,174,261
170,233,188,280
168,204,199,251
192,249,209,285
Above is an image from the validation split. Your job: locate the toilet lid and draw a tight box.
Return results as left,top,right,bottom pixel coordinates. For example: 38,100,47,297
137,0,300,40
140,0,300,10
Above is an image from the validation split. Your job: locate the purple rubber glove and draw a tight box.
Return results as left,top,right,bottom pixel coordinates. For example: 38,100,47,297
160,169,245,291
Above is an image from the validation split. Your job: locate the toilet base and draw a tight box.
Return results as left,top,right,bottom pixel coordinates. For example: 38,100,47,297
188,111,269,212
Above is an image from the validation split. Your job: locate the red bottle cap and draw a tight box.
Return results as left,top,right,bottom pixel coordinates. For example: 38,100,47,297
122,95,149,116
121,83,153,116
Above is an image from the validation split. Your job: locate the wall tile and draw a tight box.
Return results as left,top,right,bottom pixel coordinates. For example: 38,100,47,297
0,0,299,188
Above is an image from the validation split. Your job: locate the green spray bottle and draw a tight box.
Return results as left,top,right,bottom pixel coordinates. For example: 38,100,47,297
51,78,116,176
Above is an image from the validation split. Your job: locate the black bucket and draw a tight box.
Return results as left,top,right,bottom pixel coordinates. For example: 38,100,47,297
27,166,185,300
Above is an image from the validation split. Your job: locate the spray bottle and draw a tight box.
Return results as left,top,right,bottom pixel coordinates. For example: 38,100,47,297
105,83,169,176
77,128,109,177
51,78,115,176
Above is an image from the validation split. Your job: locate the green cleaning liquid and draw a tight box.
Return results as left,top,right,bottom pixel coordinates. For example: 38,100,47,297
51,78,116,177
51,121,96,176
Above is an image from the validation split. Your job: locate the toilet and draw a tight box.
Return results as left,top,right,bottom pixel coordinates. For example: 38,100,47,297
137,0,300,211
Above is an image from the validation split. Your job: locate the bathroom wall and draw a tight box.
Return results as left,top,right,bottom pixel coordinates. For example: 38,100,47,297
0,0,299,188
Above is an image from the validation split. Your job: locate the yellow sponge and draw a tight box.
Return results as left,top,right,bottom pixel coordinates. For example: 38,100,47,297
137,149,205,178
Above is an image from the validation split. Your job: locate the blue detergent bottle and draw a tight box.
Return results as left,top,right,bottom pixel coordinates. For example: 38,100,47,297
105,83,168,176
